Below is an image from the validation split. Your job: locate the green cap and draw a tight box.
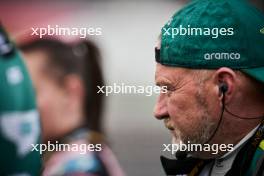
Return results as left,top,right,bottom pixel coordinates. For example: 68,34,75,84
0,25,41,175
156,0,264,83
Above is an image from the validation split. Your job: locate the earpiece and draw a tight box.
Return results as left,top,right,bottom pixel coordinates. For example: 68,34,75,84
219,83,228,94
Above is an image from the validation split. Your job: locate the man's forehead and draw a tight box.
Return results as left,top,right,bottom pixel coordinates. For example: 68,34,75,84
155,63,188,83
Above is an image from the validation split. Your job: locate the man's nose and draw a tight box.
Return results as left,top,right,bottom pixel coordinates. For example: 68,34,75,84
154,93,168,120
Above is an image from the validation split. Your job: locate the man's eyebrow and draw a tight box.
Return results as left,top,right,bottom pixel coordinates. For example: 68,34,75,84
155,78,173,87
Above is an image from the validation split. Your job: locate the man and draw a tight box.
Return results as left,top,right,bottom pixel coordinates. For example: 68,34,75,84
0,25,41,175
154,0,264,175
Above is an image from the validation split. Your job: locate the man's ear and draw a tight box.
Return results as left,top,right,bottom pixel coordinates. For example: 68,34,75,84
64,74,85,104
213,67,237,104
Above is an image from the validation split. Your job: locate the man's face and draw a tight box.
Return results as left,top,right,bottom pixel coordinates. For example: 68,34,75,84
154,63,219,146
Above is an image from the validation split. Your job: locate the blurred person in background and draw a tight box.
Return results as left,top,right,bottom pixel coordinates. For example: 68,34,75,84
0,25,41,175
20,39,124,176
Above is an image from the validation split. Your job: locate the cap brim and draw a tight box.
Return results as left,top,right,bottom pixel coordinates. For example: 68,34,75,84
242,67,264,84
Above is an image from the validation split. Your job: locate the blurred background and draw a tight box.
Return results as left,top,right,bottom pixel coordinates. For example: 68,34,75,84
0,0,187,175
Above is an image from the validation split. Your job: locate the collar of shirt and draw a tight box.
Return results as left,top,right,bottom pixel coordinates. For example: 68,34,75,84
200,124,260,176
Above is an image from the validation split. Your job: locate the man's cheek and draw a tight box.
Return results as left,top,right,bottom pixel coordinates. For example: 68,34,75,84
169,109,194,133
168,105,185,122
169,94,190,111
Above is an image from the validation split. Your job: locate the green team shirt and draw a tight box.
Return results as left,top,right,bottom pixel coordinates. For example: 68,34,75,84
0,26,41,175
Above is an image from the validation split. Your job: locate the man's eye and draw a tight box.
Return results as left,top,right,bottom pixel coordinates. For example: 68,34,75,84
167,87,175,91
162,86,175,92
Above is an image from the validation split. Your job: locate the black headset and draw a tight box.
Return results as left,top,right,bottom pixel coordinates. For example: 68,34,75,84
219,83,228,94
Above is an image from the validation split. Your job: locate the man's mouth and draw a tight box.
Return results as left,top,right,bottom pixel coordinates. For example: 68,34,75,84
164,118,174,131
